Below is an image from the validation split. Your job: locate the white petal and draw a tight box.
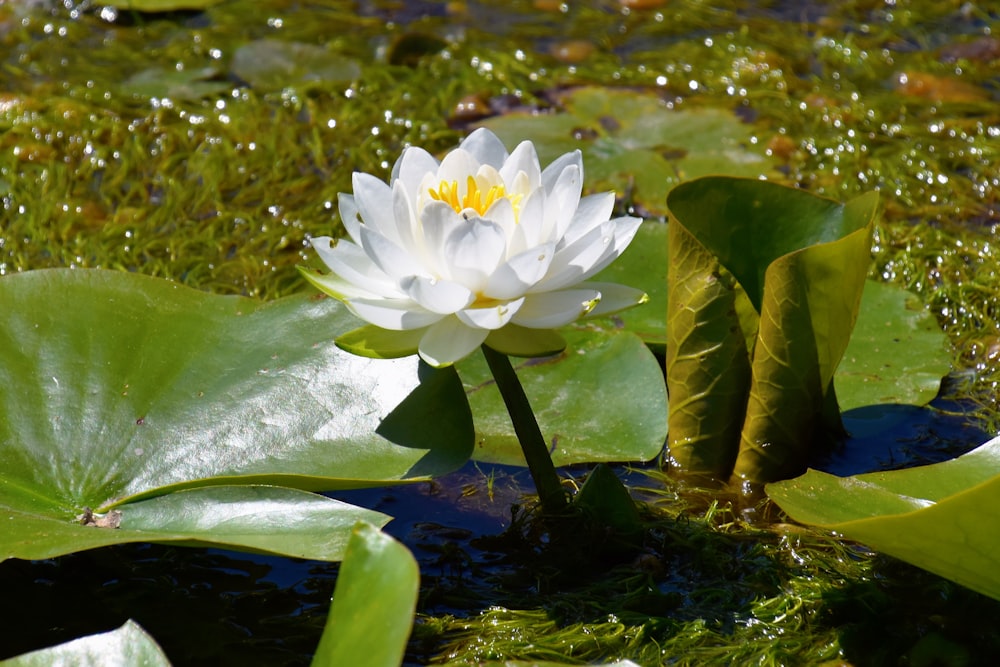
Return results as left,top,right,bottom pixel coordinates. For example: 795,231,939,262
500,140,541,191
443,218,507,290
509,189,543,251
512,289,601,329
347,297,443,331
544,163,582,240
459,128,509,169
541,149,583,191
457,296,524,330
310,236,402,298
579,281,649,318
562,192,615,246
391,180,419,252
359,225,427,282
337,193,363,245
418,316,490,367
482,196,517,243
534,222,615,292
400,275,474,314
353,172,398,241
300,267,385,300
483,242,555,299
392,146,439,198
419,201,467,279
436,148,480,185
573,216,644,281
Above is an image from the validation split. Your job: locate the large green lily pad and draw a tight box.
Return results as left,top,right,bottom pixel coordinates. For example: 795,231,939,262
767,435,1000,601
1,485,388,562
457,327,667,467
479,87,780,215
0,269,473,561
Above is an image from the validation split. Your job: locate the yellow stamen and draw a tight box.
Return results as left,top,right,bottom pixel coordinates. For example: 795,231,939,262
428,176,523,218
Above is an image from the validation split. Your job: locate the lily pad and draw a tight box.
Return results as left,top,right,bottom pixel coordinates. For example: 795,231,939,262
479,87,780,215
767,435,1000,601
1,485,388,562
838,280,949,410
0,269,473,561
312,522,419,667
100,0,223,10
457,327,667,467
0,620,170,667
120,66,231,102
231,39,361,92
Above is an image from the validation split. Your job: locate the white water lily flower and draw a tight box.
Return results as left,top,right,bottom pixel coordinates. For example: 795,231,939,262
302,128,646,367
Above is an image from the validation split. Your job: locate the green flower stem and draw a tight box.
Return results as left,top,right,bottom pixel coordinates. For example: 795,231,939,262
480,344,568,513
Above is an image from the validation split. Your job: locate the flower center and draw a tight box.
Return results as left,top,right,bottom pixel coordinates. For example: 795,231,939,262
428,175,521,218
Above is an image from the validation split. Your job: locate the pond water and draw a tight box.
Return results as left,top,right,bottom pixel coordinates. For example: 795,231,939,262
2,0,1000,664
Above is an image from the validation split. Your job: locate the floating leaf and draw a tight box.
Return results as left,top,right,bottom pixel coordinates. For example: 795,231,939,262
767,435,1000,602
837,280,950,410
232,39,361,91
458,327,667,467
312,522,419,667
1,485,388,562
119,66,231,102
0,620,171,667
0,269,473,561
479,87,780,215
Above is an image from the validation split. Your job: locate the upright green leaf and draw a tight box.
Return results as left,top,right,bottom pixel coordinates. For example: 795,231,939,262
312,522,419,667
0,620,171,667
767,436,1000,601
0,269,473,561
665,177,879,483
664,221,751,476
734,193,877,482
590,223,949,418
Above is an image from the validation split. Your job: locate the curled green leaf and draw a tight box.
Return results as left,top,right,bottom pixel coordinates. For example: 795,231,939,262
665,177,879,483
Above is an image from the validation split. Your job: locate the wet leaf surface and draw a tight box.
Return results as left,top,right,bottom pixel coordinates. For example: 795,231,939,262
0,269,473,561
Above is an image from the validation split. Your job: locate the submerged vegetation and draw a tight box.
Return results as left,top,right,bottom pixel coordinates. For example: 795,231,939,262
3,0,1000,664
